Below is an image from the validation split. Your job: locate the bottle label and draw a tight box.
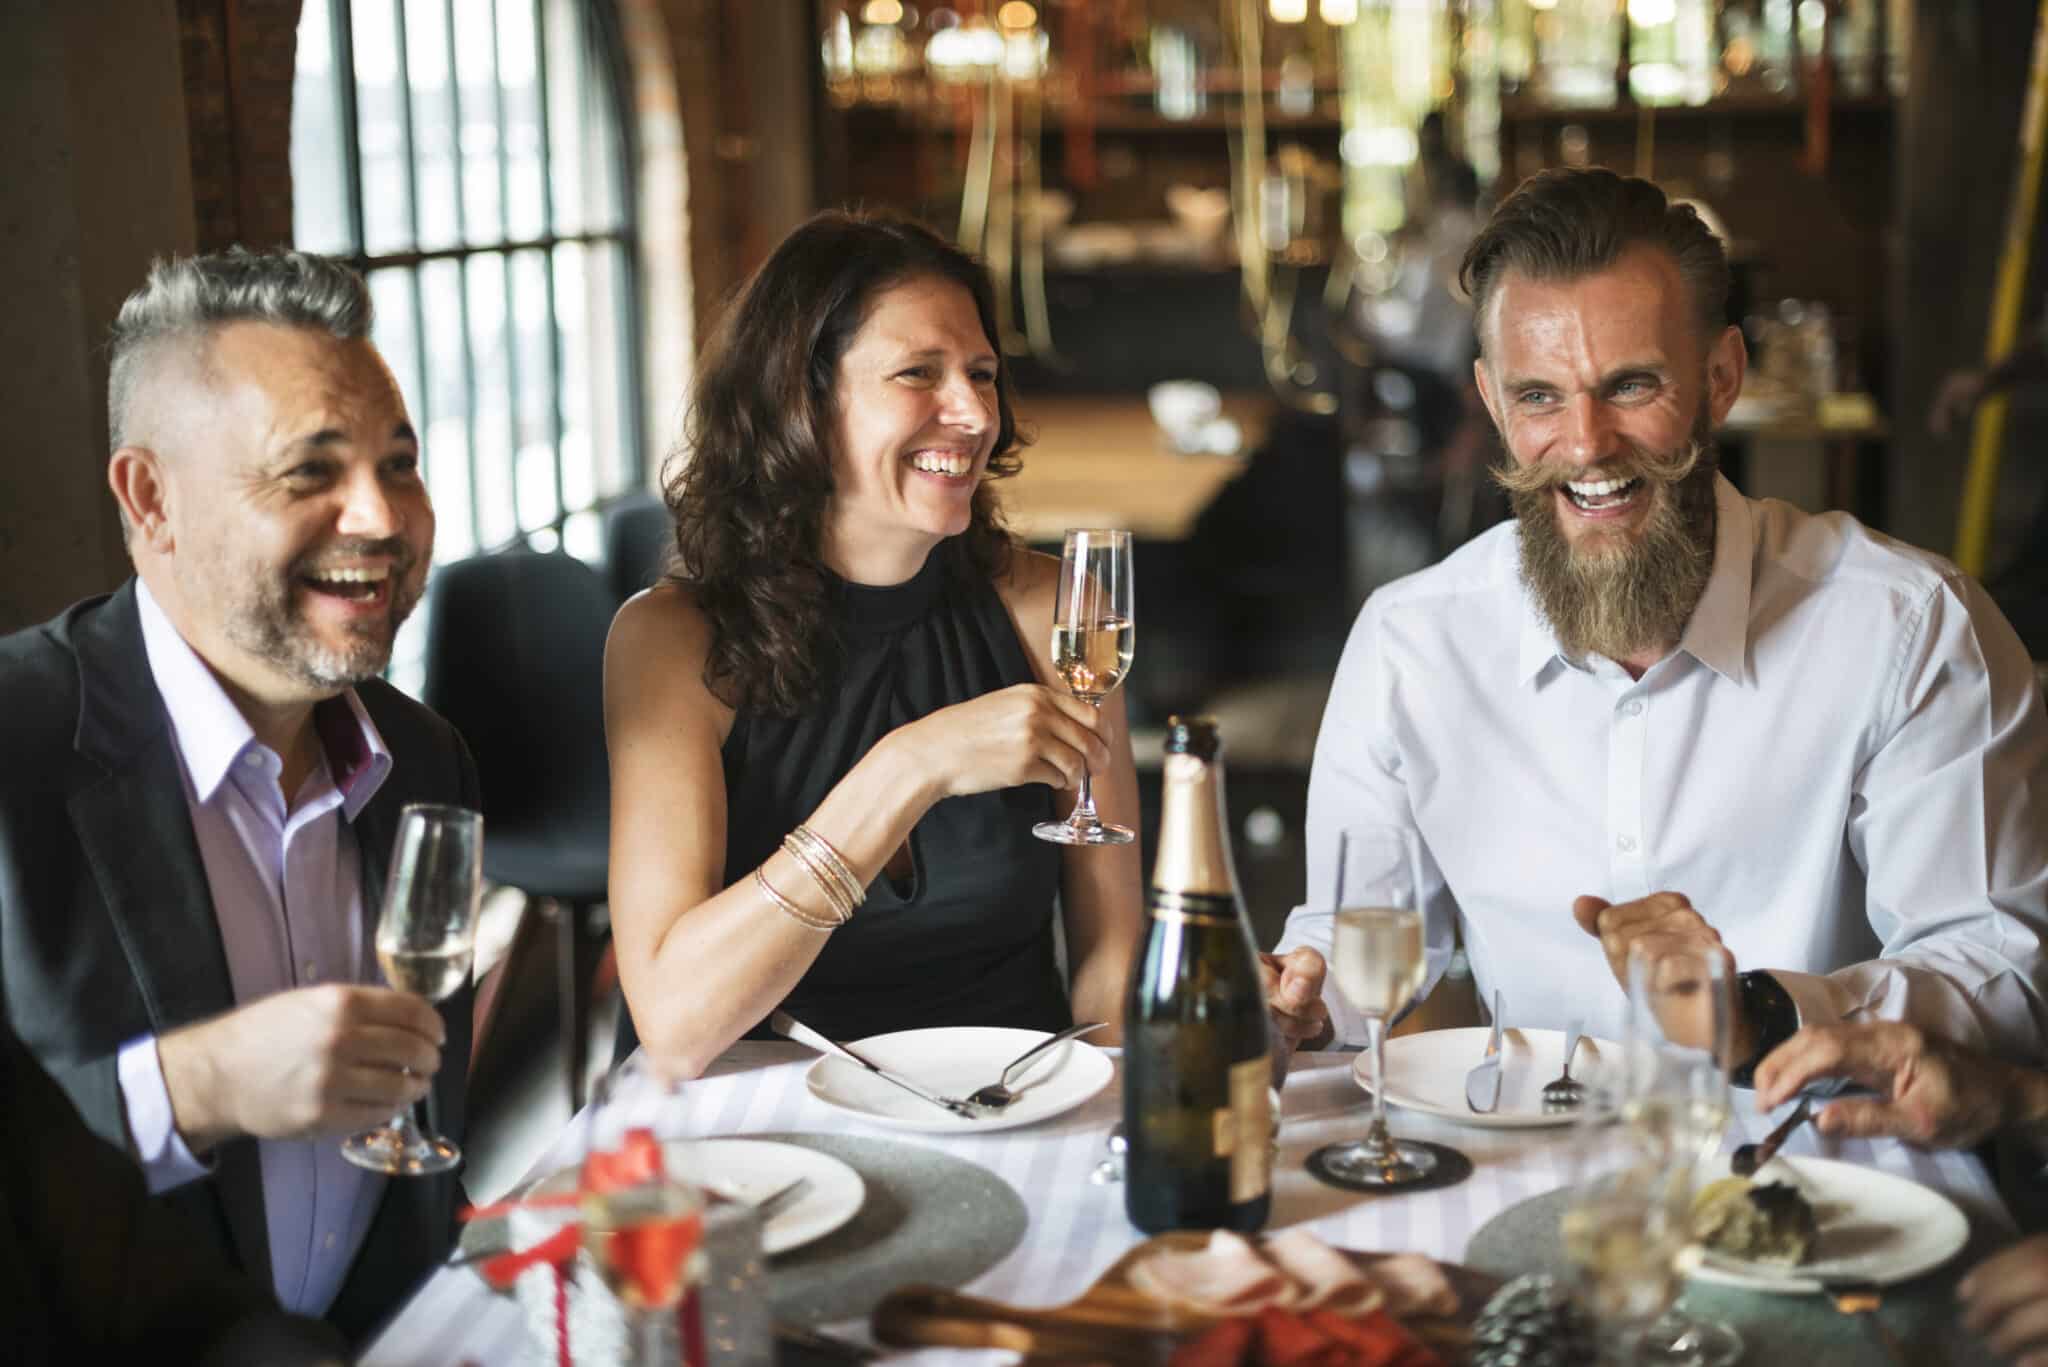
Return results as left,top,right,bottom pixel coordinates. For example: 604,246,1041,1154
1148,889,1241,927
1216,1056,1273,1201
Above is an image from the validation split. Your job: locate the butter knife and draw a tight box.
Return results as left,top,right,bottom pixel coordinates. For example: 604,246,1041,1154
770,1010,986,1120
1465,989,1505,1113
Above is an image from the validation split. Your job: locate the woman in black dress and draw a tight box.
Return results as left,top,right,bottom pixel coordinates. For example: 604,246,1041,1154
606,213,1153,1077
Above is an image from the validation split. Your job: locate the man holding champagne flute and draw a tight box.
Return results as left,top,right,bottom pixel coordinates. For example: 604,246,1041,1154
1278,167,2048,1080
0,248,479,1342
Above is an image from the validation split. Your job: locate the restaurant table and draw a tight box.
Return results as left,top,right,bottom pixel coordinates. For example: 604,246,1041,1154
997,394,1269,544
365,1043,2016,1366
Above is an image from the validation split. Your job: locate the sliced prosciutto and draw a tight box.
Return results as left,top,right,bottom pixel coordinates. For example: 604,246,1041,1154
1128,1231,1301,1314
1261,1228,1384,1315
1358,1253,1459,1320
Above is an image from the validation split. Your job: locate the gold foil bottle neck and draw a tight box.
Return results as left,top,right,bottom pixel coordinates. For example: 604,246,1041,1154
1151,718,1239,901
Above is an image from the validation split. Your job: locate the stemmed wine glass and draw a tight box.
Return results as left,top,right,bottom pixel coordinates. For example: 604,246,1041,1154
341,802,482,1176
1306,823,1446,1188
1615,944,1744,1367
1032,528,1135,846
577,1054,704,1367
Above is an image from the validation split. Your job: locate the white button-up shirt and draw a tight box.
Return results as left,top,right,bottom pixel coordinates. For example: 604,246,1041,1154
116,580,394,1316
1278,475,2048,1060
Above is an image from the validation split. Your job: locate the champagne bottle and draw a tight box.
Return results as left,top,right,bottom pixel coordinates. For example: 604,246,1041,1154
1123,716,1273,1233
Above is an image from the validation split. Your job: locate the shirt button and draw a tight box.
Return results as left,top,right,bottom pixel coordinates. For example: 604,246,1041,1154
324,1231,338,1251
1617,835,1637,853
1621,700,1643,717
242,752,265,767
303,962,319,981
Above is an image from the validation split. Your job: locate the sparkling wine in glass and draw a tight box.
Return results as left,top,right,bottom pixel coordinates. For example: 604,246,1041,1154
340,802,481,1176
1561,1111,1693,1351
1033,528,1136,846
1618,944,1743,1367
1307,824,1450,1188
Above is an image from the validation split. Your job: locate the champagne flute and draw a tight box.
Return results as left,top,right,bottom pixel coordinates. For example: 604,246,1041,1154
340,802,482,1176
1307,824,1443,1187
1033,528,1136,846
1560,1103,1693,1356
579,1053,704,1367
1618,944,1743,1367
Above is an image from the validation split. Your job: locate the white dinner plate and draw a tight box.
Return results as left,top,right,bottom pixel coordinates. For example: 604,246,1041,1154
525,1138,864,1257
1350,1027,1619,1129
803,1025,1113,1134
1689,1153,1970,1293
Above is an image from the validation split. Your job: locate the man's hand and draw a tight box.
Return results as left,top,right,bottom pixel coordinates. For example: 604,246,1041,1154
1961,1235,2048,1366
1752,1021,2037,1150
157,984,447,1153
1260,948,1334,1061
1571,893,1751,1060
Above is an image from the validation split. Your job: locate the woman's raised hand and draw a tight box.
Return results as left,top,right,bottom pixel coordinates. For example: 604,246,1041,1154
891,683,1112,800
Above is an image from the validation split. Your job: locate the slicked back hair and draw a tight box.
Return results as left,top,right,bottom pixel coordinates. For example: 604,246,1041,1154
1460,167,1730,349
107,246,374,450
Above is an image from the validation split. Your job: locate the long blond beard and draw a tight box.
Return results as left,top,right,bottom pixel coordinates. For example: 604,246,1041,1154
1493,418,1718,664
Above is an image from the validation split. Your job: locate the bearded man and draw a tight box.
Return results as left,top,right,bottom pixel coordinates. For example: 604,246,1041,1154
1275,168,2048,1081
0,248,478,1343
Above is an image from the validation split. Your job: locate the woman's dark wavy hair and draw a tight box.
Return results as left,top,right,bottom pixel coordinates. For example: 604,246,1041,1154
661,210,1023,716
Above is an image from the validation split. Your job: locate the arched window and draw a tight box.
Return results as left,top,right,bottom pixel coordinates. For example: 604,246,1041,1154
290,0,643,571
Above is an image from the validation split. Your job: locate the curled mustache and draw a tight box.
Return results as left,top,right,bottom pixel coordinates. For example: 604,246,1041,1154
1489,437,1709,498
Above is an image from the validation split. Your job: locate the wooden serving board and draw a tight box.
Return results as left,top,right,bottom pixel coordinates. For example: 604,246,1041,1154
871,1233,1501,1364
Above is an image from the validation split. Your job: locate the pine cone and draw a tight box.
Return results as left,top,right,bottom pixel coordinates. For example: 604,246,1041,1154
1469,1273,1600,1367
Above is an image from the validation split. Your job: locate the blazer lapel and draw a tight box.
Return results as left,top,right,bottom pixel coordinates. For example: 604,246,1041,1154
66,582,271,1282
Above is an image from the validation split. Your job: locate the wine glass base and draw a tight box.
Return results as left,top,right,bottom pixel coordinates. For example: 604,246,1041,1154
1306,1138,1473,1193
1632,1311,1743,1367
341,1126,463,1176
1032,818,1135,846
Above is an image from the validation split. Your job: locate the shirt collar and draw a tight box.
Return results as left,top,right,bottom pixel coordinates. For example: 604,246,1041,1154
1673,473,1753,686
1514,471,1754,687
135,580,393,816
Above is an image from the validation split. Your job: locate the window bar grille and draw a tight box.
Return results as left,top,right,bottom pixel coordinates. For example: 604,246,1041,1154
532,0,569,531
389,0,434,451
330,0,368,256
485,0,532,543
442,0,484,551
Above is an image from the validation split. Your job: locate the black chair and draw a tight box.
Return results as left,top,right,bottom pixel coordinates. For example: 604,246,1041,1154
421,550,616,1110
602,491,673,603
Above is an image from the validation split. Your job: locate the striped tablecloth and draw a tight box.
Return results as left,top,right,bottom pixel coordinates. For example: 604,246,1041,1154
363,1043,2013,1366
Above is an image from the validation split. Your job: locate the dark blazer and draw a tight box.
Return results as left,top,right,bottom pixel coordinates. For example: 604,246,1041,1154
0,998,346,1366
0,581,479,1345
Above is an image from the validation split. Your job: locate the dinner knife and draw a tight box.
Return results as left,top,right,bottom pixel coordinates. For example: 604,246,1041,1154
770,1010,986,1119
1465,990,1505,1113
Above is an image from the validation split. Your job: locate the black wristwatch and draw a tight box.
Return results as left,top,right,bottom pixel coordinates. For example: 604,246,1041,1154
1728,969,1800,1089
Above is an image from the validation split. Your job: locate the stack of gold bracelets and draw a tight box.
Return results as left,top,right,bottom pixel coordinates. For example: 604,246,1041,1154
754,823,865,930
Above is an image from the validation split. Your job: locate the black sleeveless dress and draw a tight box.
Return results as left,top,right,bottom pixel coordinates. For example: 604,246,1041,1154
620,549,1072,1057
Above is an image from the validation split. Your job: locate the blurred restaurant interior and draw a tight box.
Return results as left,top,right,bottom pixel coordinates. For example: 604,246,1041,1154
7,0,2048,1177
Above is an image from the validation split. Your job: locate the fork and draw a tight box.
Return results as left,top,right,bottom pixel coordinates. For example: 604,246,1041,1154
1541,1019,1588,1113
965,1022,1107,1108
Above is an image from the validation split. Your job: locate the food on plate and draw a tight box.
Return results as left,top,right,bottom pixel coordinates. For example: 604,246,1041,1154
1129,1230,1302,1313
1468,1274,1599,1367
1690,1177,1819,1266
1263,1228,1380,1313
1128,1229,1460,1322
1166,1305,1445,1367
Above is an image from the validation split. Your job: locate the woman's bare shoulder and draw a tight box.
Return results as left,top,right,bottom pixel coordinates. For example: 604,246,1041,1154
607,584,729,724
995,546,1062,617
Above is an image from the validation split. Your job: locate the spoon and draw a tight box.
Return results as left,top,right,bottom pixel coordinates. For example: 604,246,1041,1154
966,1021,1108,1108
1731,1096,1814,1177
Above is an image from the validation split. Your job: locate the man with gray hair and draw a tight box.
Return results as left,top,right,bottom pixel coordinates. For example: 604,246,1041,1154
1276,168,2048,1086
0,247,478,1341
